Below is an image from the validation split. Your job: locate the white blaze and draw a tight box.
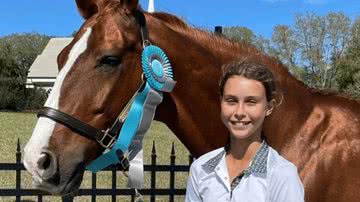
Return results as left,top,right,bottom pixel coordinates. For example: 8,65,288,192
24,28,92,177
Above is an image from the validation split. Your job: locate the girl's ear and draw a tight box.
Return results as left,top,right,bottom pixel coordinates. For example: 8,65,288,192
266,99,276,116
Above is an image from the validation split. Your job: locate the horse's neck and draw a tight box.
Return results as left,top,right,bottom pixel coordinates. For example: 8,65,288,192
146,15,311,156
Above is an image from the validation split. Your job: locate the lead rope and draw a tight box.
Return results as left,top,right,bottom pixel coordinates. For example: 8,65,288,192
121,171,144,202
135,189,144,202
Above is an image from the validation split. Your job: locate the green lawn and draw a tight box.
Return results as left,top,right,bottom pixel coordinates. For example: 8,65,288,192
0,112,190,201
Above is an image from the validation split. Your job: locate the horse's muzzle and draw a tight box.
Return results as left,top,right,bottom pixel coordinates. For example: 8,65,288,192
24,149,85,195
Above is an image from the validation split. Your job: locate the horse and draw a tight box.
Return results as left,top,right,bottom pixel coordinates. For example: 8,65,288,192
23,0,360,201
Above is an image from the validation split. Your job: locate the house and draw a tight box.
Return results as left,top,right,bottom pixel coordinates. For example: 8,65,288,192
26,38,72,90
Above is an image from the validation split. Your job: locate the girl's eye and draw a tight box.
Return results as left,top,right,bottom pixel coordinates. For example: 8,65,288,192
99,56,122,67
225,98,237,104
246,99,257,104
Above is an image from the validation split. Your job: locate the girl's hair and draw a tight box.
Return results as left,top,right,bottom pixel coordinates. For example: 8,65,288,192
219,60,279,102
219,60,280,151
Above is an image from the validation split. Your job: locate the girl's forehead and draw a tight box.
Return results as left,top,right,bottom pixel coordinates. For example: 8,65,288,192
224,76,266,96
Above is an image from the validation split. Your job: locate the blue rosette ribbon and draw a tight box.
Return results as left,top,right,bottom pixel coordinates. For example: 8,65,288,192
141,45,176,92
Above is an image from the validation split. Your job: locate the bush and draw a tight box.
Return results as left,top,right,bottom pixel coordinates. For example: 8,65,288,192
0,78,48,111
24,87,48,110
0,78,25,111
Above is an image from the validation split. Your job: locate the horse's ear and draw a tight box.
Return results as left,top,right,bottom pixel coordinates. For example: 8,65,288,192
76,0,108,19
120,0,139,13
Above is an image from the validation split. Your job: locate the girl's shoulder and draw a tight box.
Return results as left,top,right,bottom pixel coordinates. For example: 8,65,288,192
268,147,298,169
190,147,225,175
267,146,300,180
192,147,225,166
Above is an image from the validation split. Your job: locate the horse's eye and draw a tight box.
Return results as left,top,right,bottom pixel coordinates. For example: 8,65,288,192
99,56,121,67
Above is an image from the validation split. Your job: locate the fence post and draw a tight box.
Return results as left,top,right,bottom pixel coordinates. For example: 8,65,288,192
111,165,117,202
150,141,157,202
189,154,194,166
16,139,21,202
169,142,175,202
91,172,97,202
38,195,43,202
62,195,74,202
214,26,223,34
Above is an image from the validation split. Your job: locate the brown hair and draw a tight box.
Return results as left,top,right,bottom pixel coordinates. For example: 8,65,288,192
219,60,279,102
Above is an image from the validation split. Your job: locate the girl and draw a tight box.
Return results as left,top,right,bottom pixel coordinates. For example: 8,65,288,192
186,60,304,202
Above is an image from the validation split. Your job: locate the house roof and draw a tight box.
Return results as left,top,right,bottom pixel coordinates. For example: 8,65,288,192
28,38,73,78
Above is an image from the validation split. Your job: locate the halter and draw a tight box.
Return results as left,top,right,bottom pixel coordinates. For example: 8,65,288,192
37,11,176,188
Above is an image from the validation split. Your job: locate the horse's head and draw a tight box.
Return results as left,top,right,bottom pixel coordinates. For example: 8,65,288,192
24,0,146,195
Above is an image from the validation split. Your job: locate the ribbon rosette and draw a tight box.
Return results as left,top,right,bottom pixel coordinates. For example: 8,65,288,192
141,45,174,92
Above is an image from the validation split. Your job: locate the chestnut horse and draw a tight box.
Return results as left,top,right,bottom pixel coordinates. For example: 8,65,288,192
24,0,360,201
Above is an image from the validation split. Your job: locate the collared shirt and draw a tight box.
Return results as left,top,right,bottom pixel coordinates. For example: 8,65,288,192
186,142,304,202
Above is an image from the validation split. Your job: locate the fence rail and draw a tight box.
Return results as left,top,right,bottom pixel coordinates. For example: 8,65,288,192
0,139,193,202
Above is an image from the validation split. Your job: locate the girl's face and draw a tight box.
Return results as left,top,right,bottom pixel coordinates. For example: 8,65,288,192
220,76,274,141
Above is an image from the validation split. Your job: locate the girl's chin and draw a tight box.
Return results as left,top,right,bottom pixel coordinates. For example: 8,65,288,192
229,129,262,141
230,131,253,139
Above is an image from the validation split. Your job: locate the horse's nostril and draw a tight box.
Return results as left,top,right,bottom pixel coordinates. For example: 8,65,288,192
36,151,60,184
37,152,52,170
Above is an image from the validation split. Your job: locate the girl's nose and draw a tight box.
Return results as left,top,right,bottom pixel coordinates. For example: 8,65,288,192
234,104,245,118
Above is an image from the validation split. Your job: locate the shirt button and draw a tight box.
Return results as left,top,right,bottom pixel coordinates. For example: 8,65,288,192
216,167,220,171
224,177,227,180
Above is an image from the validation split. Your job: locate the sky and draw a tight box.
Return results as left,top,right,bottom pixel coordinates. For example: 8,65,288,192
1,0,360,39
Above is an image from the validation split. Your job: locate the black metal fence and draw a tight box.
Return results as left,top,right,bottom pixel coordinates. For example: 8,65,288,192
0,139,193,202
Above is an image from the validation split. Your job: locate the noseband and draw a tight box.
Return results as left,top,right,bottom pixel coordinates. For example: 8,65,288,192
37,10,176,185
38,107,122,148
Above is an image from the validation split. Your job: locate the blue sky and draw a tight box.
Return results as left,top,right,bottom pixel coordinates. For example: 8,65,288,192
1,0,360,38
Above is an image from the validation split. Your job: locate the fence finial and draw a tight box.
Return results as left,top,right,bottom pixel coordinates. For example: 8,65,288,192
17,138,21,152
152,140,156,154
171,142,175,155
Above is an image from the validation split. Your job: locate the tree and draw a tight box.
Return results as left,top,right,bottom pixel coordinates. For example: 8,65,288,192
223,26,256,44
269,12,352,89
271,25,300,78
294,12,327,87
254,35,275,55
223,13,354,91
223,26,276,56
0,33,50,110
336,16,360,99
324,12,351,88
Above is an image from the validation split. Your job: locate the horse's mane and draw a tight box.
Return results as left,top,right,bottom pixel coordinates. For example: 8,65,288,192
148,12,360,103
150,12,188,29
149,12,251,52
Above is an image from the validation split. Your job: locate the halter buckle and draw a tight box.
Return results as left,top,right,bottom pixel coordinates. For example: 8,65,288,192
116,149,130,170
142,40,151,49
99,129,116,149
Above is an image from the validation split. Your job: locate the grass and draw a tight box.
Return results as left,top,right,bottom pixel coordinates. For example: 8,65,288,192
0,112,190,201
